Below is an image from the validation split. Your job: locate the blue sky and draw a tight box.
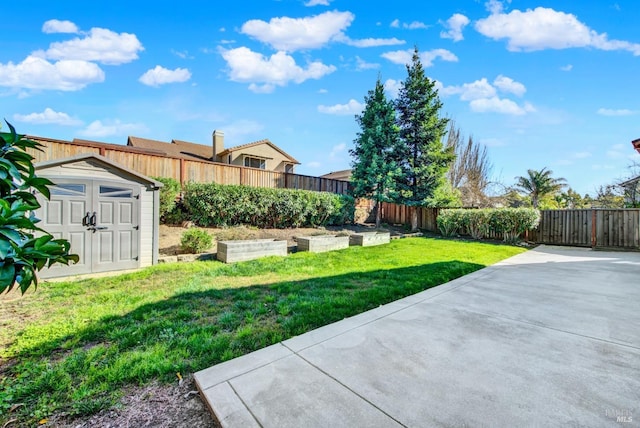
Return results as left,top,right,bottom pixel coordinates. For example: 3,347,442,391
2,0,639,195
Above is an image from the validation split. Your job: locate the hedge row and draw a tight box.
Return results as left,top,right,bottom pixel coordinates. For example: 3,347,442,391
437,208,540,243
182,182,355,228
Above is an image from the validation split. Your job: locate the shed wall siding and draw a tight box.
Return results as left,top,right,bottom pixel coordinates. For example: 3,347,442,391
139,186,154,267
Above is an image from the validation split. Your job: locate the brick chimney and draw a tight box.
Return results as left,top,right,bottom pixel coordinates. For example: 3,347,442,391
213,130,224,162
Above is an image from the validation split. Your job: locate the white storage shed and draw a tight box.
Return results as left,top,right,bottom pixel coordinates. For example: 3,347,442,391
34,154,162,278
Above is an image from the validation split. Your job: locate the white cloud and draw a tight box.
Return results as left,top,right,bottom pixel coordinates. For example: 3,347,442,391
222,119,265,143
304,0,331,5
381,48,458,66
355,56,379,70
0,55,104,91
241,10,354,52
469,97,535,115
383,79,402,99
78,119,147,138
437,77,497,100
42,19,79,34
475,6,640,55
139,66,191,87
597,108,638,116
560,64,573,71
220,47,335,92
318,88,328,94
329,142,346,158
307,161,322,168
390,19,428,30
485,0,510,15
573,151,592,159
440,14,470,42
40,27,144,65
171,49,193,59
339,36,405,48
493,75,526,96
13,108,82,126
318,99,364,115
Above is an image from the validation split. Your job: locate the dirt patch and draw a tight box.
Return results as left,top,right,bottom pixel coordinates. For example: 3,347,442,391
45,376,219,428
159,223,388,256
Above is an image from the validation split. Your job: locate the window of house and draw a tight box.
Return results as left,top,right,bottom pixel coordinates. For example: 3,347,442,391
244,156,266,169
227,155,232,164
285,163,294,173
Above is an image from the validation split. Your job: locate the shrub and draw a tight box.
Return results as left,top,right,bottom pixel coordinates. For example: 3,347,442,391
489,208,540,243
437,209,463,237
180,228,213,253
437,208,539,243
182,183,355,228
153,177,181,223
464,209,491,240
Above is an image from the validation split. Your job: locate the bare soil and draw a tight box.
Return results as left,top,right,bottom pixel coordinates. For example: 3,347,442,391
45,376,219,428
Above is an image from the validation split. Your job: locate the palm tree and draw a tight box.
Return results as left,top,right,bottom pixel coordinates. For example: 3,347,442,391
515,167,567,208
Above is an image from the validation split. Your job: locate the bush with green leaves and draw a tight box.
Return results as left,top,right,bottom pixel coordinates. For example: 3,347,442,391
436,208,463,237
153,176,181,222
1,122,78,293
489,208,540,243
182,182,355,228
180,228,213,253
437,208,539,243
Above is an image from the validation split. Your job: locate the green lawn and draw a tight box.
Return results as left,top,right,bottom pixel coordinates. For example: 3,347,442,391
0,237,526,424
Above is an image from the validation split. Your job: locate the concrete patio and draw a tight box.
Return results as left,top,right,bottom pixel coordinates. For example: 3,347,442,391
194,245,640,427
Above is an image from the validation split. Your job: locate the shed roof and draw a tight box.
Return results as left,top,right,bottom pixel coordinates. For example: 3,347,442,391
35,154,163,188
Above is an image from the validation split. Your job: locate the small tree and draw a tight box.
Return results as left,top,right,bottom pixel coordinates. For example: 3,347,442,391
350,78,402,228
0,122,78,293
395,47,454,231
514,167,567,208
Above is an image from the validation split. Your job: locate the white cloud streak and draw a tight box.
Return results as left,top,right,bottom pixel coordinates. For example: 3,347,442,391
440,14,470,42
13,108,83,126
78,119,148,138
42,19,79,34
475,6,640,55
139,66,191,87
221,47,335,93
381,48,458,66
597,108,638,116
0,56,104,91
318,99,364,115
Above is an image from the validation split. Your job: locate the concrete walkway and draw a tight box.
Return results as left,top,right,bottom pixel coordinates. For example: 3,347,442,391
194,246,640,427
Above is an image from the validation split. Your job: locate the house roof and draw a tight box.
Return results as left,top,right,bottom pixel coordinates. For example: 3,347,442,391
127,136,213,161
633,138,640,154
320,169,352,181
218,139,301,164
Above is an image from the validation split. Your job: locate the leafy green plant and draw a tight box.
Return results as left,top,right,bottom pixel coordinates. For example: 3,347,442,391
182,182,354,228
464,209,491,240
0,121,78,293
489,208,540,243
153,177,181,223
437,209,462,237
180,228,213,253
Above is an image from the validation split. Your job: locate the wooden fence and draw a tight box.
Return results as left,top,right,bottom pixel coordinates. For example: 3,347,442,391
379,203,640,250
27,136,351,195
531,209,640,249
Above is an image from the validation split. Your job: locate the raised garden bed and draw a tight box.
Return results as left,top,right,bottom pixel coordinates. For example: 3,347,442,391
349,231,391,247
217,239,287,263
297,235,350,253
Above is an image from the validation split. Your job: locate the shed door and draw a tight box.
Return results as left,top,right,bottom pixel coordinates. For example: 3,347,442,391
38,179,140,278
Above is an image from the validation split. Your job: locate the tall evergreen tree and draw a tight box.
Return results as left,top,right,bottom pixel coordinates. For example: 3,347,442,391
350,78,402,228
395,47,454,230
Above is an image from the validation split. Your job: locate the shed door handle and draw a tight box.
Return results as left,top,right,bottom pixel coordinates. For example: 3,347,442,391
82,212,91,226
89,212,97,226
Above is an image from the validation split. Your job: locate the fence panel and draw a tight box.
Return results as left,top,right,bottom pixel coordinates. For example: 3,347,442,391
595,209,640,249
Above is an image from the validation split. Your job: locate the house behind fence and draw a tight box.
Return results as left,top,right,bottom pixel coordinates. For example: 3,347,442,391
27,133,351,195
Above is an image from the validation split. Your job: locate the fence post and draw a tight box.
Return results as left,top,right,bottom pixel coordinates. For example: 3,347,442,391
591,209,596,248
